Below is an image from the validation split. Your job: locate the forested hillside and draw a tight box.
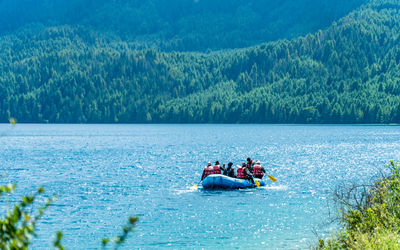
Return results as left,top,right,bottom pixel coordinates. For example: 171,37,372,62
0,0,363,51
2,0,400,123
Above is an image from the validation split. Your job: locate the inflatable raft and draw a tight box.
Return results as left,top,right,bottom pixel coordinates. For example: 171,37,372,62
202,174,266,189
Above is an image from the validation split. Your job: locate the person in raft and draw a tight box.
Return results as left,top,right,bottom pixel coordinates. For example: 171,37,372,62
201,162,214,180
223,162,236,178
237,163,255,184
252,160,266,179
213,161,225,174
246,157,254,172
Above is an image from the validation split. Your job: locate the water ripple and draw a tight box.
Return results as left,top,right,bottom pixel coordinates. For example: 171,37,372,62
0,124,399,249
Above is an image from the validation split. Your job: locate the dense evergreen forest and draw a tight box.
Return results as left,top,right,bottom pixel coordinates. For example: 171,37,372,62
1,0,400,123
0,0,363,51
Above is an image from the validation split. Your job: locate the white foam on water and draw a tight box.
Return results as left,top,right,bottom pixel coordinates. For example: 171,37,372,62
261,185,289,191
175,187,199,194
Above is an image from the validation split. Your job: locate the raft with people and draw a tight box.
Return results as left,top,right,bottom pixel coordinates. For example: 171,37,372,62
202,174,266,189
196,158,276,190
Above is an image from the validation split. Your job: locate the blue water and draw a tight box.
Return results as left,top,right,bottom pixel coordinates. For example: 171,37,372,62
1,124,400,249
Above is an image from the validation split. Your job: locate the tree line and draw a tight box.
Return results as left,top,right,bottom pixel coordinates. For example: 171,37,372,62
1,0,400,123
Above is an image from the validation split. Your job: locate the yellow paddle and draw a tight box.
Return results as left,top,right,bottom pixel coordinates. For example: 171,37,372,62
255,180,260,187
268,174,277,182
190,180,201,190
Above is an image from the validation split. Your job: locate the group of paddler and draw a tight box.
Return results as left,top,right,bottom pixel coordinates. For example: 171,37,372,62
200,157,276,184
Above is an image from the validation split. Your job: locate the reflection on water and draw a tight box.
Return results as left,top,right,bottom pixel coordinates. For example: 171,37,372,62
0,124,399,249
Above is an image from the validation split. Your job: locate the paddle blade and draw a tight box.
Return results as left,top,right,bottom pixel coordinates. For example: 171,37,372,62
190,184,198,190
268,174,277,182
255,180,260,187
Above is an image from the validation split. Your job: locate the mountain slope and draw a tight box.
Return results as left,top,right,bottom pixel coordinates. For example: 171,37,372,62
0,0,364,51
2,0,400,123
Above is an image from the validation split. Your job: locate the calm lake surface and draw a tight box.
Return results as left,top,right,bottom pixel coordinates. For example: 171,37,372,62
1,124,400,249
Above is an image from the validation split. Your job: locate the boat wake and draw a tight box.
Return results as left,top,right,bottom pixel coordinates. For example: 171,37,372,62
175,187,200,195
260,185,288,191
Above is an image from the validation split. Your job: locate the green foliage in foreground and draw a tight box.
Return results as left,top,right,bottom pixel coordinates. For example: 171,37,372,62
102,217,138,249
317,161,400,249
0,184,57,249
0,184,137,249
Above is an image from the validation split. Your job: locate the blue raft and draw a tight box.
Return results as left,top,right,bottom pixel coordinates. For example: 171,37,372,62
202,174,266,189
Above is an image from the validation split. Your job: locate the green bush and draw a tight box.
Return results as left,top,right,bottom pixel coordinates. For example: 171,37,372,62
0,184,137,249
317,161,400,249
0,184,57,249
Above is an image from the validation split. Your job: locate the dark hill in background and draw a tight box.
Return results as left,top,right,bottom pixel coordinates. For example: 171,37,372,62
2,0,400,123
0,0,363,51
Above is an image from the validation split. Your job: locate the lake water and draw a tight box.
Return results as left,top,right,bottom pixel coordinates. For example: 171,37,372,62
1,124,400,249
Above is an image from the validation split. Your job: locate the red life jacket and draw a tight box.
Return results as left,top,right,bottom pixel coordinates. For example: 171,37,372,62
253,164,264,177
237,167,246,179
204,166,214,178
213,165,221,174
